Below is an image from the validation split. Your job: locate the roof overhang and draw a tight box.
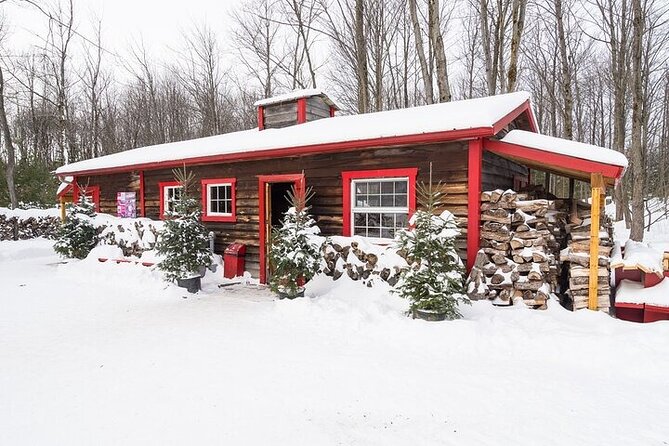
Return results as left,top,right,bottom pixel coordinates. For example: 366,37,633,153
484,139,626,186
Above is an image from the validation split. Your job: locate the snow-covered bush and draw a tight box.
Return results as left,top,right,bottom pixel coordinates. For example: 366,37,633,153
155,168,212,282
54,196,98,259
269,187,322,296
394,181,468,319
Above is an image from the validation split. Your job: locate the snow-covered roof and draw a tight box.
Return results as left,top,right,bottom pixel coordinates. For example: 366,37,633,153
253,89,338,108
56,91,532,175
501,130,629,169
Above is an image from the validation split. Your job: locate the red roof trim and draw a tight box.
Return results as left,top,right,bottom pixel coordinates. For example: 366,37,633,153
492,99,537,134
58,127,495,177
56,183,73,198
484,139,625,179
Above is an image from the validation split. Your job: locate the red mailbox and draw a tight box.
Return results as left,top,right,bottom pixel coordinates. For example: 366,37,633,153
223,243,246,279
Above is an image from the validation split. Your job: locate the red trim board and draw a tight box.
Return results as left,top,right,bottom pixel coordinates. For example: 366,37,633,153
467,139,483,272
341,168,418,237
484,139,625,179
200,178,237,223
297,98,307,124
258,173,305,284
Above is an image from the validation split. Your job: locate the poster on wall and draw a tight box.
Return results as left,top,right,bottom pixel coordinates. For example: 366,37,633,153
117,192,137,218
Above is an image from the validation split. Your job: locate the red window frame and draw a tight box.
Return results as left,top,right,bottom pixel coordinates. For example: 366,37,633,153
73,184,100,212
159,181,182,219
201,178,237,223
341,168,418,237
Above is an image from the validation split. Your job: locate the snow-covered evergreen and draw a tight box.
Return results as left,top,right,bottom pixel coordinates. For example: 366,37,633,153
53,195,98,259
394,180,468,319
269,187,322,296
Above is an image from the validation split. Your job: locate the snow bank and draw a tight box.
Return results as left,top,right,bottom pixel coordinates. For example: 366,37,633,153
616,279,669,307
0,207,60,220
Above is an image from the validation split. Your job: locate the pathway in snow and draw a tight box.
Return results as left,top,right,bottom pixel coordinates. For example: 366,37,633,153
2,238,669,446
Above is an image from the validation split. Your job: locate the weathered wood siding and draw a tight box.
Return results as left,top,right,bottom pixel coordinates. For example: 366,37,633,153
481,151,528,192
264,102,298,129
79,142,470,277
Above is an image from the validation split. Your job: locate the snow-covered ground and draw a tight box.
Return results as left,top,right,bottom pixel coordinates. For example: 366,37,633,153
2,238,669,445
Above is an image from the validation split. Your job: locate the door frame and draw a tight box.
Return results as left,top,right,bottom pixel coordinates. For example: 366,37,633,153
258,173,305,284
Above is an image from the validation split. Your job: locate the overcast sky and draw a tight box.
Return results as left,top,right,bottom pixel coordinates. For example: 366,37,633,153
5,0,245,59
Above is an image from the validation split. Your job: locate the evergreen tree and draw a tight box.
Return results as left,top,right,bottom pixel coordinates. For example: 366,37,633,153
155,167,212,282
394,174,469,319
269,186,322,296
53,194,98,259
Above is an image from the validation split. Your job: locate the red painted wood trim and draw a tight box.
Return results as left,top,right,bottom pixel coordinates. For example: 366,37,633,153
57,127,494,177
201,178,237,223
484,139,625,179
139,170,146,217
467,139,483,272
492,100,536,134
329,106,336,117
56,183,73,198
341,168,418,237
297,98,307,124
257,105,265,130
258,173,305,284
74,183,100,212
158,181,181,219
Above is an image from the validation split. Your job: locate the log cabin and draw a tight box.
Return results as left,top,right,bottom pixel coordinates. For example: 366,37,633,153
55,89,628,284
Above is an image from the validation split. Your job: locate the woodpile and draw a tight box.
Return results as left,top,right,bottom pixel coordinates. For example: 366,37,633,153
321,240,404,287
560,203,613,311
0,213,60,241
467,189,563,309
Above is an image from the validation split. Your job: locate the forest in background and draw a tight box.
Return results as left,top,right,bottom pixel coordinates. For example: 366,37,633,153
0,0,667,241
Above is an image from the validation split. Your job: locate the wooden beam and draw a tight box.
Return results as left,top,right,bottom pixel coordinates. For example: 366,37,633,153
60,196,66,222
588,172,605,310
467,138,483,271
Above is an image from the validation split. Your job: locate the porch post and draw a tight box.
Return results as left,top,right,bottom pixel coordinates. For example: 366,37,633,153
467,138,483,271
588,173,605,310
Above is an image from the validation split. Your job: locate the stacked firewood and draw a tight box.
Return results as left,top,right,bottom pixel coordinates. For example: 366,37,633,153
321,240,404,287
467,189,561,309
0,214,60,241
560,206,613,311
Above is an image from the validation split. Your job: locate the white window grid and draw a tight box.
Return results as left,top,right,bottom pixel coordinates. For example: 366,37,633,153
164,185,183,213
351,177,409,239
206,183,233,216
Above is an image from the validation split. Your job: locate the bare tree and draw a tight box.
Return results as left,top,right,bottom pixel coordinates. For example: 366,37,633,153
428,0,451,102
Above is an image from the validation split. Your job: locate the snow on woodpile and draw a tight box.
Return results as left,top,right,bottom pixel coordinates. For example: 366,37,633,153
56,91,531,175
611,240,664,274
320,236,408,287
0,207,61,241
90,214,165,258
501,130,629,168
617,278,669,307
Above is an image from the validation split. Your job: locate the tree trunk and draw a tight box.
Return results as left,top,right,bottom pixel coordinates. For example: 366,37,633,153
629,0,644,241
506,0,526,92
409,0,433,104
0,66,18,208
355,0,369,113
555,0,573,139
428,0,451,102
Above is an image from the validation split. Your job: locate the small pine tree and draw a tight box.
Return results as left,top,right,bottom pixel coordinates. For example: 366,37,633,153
269,186,322,296
394,169,469,319
54,194,98,259
156,167,212,282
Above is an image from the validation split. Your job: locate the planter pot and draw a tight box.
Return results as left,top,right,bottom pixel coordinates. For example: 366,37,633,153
277,287,305,300
177,276,201,293
412,308,447,321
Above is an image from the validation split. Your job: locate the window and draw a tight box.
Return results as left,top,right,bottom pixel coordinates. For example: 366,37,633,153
342,168,417,239
159,181,183,219
201,178,236,222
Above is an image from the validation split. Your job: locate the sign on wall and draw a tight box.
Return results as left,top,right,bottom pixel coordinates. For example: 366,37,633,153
117,192,137,218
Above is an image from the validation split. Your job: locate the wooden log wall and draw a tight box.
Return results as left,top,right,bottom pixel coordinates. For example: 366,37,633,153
482,151,528,192
78,142,469,277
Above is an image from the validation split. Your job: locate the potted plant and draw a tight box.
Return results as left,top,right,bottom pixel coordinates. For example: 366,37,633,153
269,185,322,299
394,165,469,320
156,167,212,293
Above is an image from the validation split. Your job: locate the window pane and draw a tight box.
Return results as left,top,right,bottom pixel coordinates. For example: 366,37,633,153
354,213,366,226
381,181,393,193
381,195,394,207
394,194,407,207
369,182,380,194
382,214,394,227
368,195,380,207
368,213,380,227
396,213,408,228
381,228,392,239
355,183,367,194
395,181,407,193
211,186,218,200
356,197,367,207
224,198,232,214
